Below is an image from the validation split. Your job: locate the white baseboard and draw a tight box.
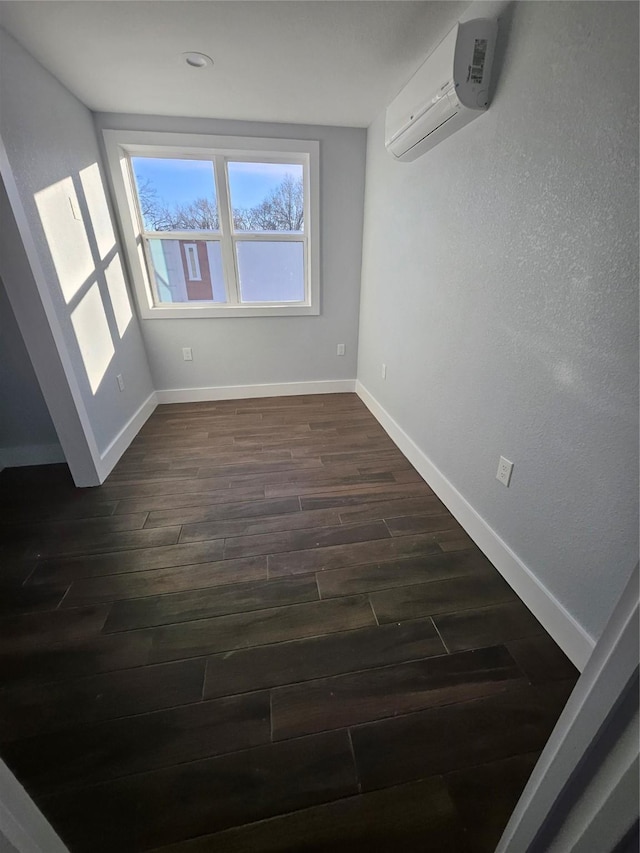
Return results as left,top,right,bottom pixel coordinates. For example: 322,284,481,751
356,380,595,671
156,379,357,404
0,442,65,470
96,391,158,483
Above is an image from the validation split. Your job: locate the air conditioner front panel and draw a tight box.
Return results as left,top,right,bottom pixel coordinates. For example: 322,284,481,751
387,89,460,159
385,24,458,148
391,108,477,161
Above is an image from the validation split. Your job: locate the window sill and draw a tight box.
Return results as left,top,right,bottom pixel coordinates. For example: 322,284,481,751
139,303,320,320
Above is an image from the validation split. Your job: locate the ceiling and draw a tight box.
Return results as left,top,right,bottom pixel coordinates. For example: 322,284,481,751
0,1,467,127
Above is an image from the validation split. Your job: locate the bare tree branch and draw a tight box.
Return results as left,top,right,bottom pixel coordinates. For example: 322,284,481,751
138,173,303,234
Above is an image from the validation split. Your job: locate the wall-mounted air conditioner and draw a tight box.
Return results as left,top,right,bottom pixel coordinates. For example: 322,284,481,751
385,18,498,162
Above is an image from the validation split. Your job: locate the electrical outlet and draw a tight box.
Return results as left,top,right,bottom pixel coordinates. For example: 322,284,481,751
336,343,346,356
116,374,125,392
496,456,514,487
182,347,193,361
381,363,387,380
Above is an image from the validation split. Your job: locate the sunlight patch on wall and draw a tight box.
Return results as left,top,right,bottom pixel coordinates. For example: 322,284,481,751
34,177,94,304
79,162,116,260
105,253,133,338
70,282,115,393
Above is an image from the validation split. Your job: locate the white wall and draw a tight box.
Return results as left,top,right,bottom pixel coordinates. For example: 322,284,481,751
0,28,154,483
357,1,639,644
94,113,366,393
0,276,63,468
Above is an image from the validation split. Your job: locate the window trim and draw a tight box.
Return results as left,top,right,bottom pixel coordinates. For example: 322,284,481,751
102,130,320,318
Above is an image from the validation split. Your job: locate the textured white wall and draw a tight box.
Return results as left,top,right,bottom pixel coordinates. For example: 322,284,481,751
94,113,366,391
357,1,639,641
0,29,154,457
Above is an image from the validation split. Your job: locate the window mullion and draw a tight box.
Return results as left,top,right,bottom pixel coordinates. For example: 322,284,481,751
214,156,240,305
140,236,161,309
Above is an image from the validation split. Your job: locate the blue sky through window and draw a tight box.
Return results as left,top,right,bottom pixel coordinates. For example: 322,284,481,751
131,158,216,208
227,162,303,208
131,157,302,211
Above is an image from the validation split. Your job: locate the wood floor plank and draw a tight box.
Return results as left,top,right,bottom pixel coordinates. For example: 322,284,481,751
203,619,445,699
177,450,293,465
259,412,352,426
350,680,575,791
196,458,324,479
104,575,319,632
28,541,231,585
356,457,414,473
39,731,358,853
435,528,477,552
444,752,540,853
289,439,396,458
177,507,341,544
115,486,269,516
431,600,546,653
0,499,118,525
369,573,518,624
220,463,364,488
317,449,408,466
60,556,267,607
336,494,445,523
149,596,377,663
94,477,240,501
223,520,391,560
106,467,202,483
267,533,443,577
147,778,469,853
207,424,314,440
143,496,300,528
0,658,205,741
3,692,271,796
299,486,431,511
308,416,382,430
132,432,211,446
0,631,153,687
317,551,495,599
271,645,526,740
7,511,149,539
230,429,344,447
128,437,237,456
267,480,432,500
0,555,36,586
385,513,464,537
506,634,579,684
0,581,69,617
21,525,180,559
0,605,109,654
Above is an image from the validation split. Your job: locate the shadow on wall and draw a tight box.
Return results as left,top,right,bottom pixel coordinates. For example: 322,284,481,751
34,162,133,394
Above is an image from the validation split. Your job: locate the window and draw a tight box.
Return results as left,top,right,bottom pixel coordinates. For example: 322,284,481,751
184,245,202,281
103,131,320,318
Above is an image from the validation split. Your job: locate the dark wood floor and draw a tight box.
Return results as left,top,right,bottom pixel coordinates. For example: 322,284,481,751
0,393,579,852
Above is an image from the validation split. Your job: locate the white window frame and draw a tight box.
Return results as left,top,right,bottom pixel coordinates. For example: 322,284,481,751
102,130,320,318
